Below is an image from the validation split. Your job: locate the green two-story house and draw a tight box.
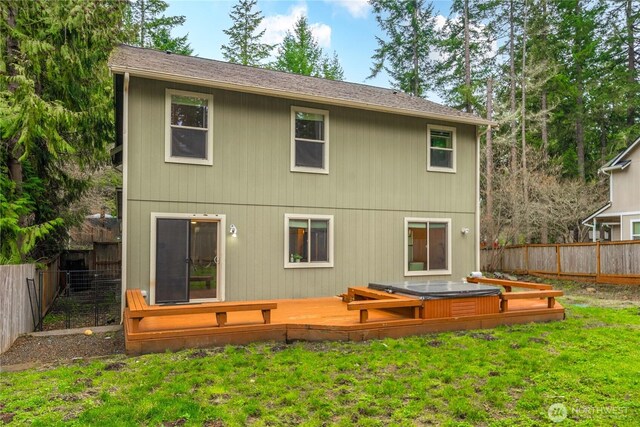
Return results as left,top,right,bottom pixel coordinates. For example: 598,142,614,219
108,45,493,306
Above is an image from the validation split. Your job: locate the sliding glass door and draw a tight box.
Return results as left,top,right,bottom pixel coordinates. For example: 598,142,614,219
153,215,224,304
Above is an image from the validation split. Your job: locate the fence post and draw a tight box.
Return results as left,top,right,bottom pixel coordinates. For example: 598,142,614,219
524,245,529,274
596,241,601,282
556,244,561,278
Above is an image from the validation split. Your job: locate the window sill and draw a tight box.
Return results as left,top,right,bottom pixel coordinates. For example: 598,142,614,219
404,269,452,277
165,157,213,166
290,166,329,175
427,166,456,174
285,262,333,269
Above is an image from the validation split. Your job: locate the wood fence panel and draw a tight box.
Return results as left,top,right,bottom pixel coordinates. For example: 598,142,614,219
487,241,640,284
560,245,597,274
0,264,37,353
528,246,557,273
502,247,527,271
480,249,502,271
600,243,640,275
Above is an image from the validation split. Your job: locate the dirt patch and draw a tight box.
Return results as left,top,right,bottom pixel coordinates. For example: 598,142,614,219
0,330,124,368
104,362,126,371
470,332,497,341
163,419,186,427
428,340,443,347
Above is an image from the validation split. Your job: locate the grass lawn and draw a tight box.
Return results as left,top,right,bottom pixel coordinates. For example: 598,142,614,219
1,293,639,425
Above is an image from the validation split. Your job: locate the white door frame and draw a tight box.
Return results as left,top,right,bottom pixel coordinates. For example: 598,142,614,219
150,212,226,304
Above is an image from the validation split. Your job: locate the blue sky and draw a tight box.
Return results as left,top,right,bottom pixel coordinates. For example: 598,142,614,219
166,0,454,90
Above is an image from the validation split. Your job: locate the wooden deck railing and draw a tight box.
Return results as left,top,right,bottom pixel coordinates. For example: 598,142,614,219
481,240,640,285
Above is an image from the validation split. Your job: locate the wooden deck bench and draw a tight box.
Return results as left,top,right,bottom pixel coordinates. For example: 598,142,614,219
467,276,553,292
189,275,213,289
347,298,422,323
499,290,563,312
344,287,422,323
346,286,409,302
125,289,277,331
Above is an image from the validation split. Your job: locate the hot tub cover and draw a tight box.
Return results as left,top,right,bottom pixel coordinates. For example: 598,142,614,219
368,281,501,300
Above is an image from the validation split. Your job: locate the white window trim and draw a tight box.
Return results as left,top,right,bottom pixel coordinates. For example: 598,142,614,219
427,124,457,173
149,212,226,304
165,89,214,166
284,213,334,268
290,106,330,174
404,217,452,276
631,220,640,240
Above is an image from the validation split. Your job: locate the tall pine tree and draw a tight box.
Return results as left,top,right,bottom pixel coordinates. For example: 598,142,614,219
273,16,344,80
436,0,493,113
369,0,439,97
222,0,273,66
124,0,192,54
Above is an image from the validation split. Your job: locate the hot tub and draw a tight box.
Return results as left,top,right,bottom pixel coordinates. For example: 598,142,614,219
369,281,502,318
369,280,501,300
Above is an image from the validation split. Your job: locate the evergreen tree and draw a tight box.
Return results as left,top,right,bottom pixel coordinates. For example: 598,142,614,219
436,0,493,113
369,0,439,97
0,0,125,262
124,0,192,54
273,16,344,80
222,0,273,66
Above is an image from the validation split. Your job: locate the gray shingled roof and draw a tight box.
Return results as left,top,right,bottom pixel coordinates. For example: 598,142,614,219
109,45,493,126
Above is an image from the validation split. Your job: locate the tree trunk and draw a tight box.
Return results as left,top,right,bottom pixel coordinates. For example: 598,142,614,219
140,0,146,47
412,1,419,96
485,78,494,243
600,113,608,164
522,2,528,243
509,0,517,172
463,0,472,113
626,0,636,132
575,0,585,180
540,0,549,162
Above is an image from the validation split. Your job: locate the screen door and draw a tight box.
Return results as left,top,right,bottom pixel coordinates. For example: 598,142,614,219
155,219,190,303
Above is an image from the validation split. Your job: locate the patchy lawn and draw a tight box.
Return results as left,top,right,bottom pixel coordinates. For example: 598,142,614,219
1,302,639,426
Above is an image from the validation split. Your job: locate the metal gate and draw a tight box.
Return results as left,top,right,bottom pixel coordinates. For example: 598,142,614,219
39,269,121,330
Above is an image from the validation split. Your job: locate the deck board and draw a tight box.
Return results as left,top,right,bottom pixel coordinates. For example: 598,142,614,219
125,295,565,354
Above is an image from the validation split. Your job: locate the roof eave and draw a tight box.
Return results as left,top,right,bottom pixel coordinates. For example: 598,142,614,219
108,65,497,127
601,135,640,169
581,202,612,225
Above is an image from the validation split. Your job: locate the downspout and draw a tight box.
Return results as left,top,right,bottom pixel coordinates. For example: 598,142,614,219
120,72,129,318
476,125,491,271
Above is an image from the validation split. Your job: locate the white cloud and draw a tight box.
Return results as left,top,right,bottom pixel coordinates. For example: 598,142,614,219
310,23,332,48
325,0,371,19
259,3,332,49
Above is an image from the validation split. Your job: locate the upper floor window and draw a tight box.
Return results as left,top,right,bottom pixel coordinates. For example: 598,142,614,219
427,125,456,173
165,89,214,165
291,106,329,174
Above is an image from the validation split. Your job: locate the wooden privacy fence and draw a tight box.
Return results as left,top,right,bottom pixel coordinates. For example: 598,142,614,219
481,240,640,285
0,264,37,353
0,259,65,353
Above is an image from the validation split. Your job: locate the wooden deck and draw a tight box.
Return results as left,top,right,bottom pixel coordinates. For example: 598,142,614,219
124,285,565,354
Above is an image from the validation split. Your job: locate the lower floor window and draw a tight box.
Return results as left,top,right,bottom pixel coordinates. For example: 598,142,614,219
405,217,451,275
632,221,640,240
285,214,334,268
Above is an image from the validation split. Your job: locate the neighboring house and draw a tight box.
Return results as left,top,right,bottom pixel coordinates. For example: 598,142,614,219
583,136,640,241
108,45,493,305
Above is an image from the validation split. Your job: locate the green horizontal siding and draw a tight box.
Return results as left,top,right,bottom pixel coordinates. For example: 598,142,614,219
126,77,478,300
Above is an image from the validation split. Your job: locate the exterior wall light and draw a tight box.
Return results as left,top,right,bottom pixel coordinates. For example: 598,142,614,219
461,227,470,235
229,224,237,237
